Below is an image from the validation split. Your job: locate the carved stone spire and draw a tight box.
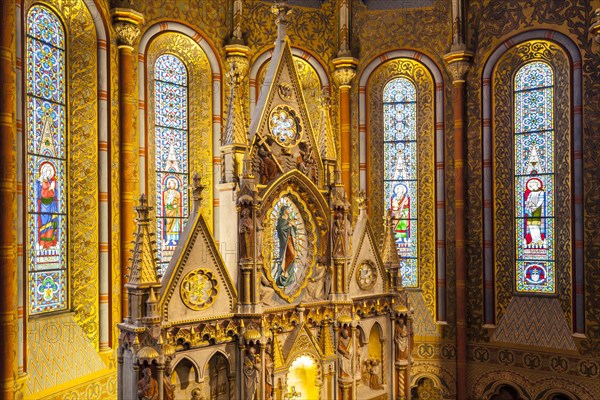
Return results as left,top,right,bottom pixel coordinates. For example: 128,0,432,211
381,211,402,291
192,172,205,214
127,194,160,287
271,0,292,44
318,92,337,160
381,212,401,268
222,62,247,148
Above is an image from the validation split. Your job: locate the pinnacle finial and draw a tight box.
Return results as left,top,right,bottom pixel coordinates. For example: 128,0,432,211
134,194,151,223
271,0,292,41
192,173,205,211
227,61,242,87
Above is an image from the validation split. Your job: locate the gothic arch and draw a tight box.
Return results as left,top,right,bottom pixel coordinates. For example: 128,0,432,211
472,370,533,399
358,49,446,321
201,348,234,378
260,170,330,224
138,22,223,234
481,30,583,330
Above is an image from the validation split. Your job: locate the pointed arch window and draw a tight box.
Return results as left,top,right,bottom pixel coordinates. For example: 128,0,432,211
155,54,189,276
514,61,555,293
383,77,418,288
26,5,68,314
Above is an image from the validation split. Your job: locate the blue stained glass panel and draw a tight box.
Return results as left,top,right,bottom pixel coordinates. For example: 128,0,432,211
27,39,65,102
155,54,187,85
155,81,188,129
383,78,416,103
384,141,417,181
515,62,553,91
515,131,554,176
515,88,553,133
514,61,555,294
27,91,66,158
29,270,67,314
516,261,555,294
383,103,416,142
27,5,65,48
155,127,188,171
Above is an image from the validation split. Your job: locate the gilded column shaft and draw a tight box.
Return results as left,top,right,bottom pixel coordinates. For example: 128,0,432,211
112,8,143,318
0,0,18,397
333,58,358,205
444,50,471,400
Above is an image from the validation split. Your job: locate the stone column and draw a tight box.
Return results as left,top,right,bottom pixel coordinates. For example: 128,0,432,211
0,0,17,398
443,49,472,400
332,57,357,204
156,364,164,400
111,7,144,318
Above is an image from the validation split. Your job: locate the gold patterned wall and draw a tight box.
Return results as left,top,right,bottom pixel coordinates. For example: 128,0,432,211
24,0,100,349
145,32,214,227
349,0,456,343
366,58,437,324
492,40,572,323
464,0,600,394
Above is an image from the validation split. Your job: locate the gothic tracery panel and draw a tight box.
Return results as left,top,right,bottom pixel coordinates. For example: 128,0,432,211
26,5,68,314
367,58,436,314
155,54,189,275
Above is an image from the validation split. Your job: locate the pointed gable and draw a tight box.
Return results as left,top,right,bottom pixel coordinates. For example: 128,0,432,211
347,206,389,296
159,203,237,324
247,10,323,184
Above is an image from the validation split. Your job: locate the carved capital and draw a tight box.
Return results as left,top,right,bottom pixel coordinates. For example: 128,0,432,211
443,50,473,84
332,57,358,88
225,44,251,80
111,8,144,48
591,8,600,45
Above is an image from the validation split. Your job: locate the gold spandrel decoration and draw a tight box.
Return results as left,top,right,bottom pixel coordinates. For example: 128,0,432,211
268,105,302,148
492,40,571,324
262,188,318,303
180,268,219,311
367,58,436,319
356,261,377,291
146,32,213,229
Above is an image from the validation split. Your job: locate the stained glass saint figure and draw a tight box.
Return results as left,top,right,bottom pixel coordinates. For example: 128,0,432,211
163,176,182,245
37,161,59,249
391,183,410,243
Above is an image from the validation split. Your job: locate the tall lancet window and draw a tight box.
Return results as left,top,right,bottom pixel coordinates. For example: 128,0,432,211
26,5,68,314
383,77,418,288
155,54,189,276
514,61,555,293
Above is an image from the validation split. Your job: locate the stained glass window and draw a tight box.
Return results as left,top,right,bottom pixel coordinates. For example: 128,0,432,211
26,5,68,314
383,77,418,287
155,54,189,276
514,61,555,293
